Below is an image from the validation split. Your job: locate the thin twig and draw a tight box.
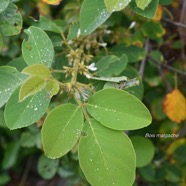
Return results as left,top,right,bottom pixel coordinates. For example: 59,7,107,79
163,18,186,29
19,156,33,186
148,55,186,76
179,0,186,59
157,66,172,92
139,39,150,79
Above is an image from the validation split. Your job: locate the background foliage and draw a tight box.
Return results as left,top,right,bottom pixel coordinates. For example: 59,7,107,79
0,0,186,186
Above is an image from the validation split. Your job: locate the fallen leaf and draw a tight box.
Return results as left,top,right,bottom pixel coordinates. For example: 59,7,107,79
42,0,61,5
163,89,186,123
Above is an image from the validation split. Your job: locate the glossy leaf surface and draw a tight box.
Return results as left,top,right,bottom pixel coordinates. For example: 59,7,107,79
0,66,26,108
87,89,152,130
5,88,50,130
42,104,84,158
96,54,128,77
104,0,131,13
19,76,46,102
80,0,111,35
22,26,54,68
79,119,136,186
22,64,51,77
135,0,152,10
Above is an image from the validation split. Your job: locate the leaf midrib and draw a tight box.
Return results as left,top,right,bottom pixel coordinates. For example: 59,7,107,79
88,120,115,184
29,29,43,63
87,103,149,122
47,106,81,156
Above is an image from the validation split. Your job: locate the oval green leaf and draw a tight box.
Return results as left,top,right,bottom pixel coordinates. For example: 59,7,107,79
95,54,128,77
135,0,152,10
42,103,84,158
111,44,146,63
104,0,131,13
0,3,22,36
22,26,54,68
80,0,111,35
19,76,46,102
32,15,62,34
37,155,59,180
5,88,50,130
0,66,26,108
142,21,166,39
2,141,20,170
22,64,51,77
79,119,136,186
131,136,155,167
130,0,159,18
87,89,152,130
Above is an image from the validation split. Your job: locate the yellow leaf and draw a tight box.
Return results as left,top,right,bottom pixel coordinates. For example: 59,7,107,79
153,6,163,22
167,138,186,155
163,89,186,123
37,2,51,16
42,0,61,5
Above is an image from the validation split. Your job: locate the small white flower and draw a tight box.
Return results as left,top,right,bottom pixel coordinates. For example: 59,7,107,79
88,63,97,71
77,29,81,37
104,30,112,34
129,21,136,29
84,73,92,79
99,42,107,47
75,91,81,100
68,40,73,44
